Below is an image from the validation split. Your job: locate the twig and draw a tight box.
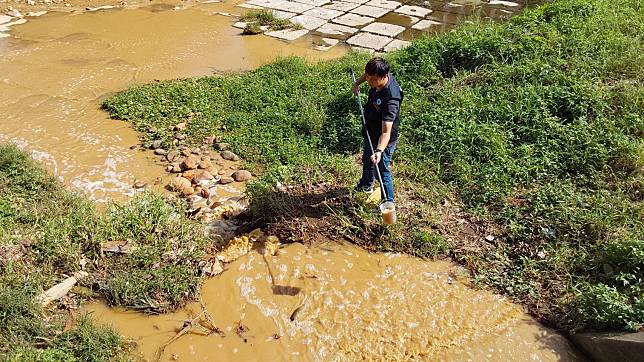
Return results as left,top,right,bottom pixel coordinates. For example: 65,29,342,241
154,311,204,362
197,286,225,337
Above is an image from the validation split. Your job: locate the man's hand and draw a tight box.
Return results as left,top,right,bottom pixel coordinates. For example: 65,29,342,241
352,83,360,95
370,150,382,164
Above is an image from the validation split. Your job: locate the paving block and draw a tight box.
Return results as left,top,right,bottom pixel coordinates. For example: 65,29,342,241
293,0,331,6
303,7,344,20
365,0,400,10
395,5,431,17
315,22,358,37
350,5,390,18
361,22,405,36
233,21,248,29
346,32,393,51
270,1,316,13
290,14,328,30
0,15,13,25
411,19,442,30
341,0,370,3
247,0,283,8
332,12,374,27
384,39,410,52
272,10,297,19
265,28,310,40
323,1,360,12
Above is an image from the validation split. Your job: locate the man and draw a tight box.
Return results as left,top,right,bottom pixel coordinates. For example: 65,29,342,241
352,57,403,204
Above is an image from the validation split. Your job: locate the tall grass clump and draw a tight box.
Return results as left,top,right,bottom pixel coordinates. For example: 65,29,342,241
103,0,643,331
0,144,213,359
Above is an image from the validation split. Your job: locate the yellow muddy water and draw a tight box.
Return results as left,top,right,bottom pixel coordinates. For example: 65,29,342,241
0,1,345,202
87,241,582,361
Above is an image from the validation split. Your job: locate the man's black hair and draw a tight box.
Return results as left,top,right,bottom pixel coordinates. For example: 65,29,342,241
365,57,390,77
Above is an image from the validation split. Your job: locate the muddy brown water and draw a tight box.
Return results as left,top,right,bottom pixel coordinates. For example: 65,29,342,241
2,2,582,361
0,1,345,202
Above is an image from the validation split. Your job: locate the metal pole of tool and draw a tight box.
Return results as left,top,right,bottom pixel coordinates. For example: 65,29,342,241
351,69,388,202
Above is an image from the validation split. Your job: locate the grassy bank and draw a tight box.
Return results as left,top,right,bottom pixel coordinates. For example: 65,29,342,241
0,144,214,359
104,0,643,332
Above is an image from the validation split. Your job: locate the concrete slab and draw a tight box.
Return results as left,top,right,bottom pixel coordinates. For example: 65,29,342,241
411,19,441,30
365,0,401,10
361,22,405,37
350,5,390,18
293,0,331,6
0,15,16,25
233,21,248,29
341,0,370,3
290,14,328,30
268,1,316,13
303,7,344,20
351,46,376,54
265,28,310,40
346,32,393,51
315,22,358,37
323,1,359,12
237,3,264,9
272,10,297,19
395,5,431,17
247,0,283,7
332,12,374,27
384,39,410,52
489,0,520,6
314,37,340,50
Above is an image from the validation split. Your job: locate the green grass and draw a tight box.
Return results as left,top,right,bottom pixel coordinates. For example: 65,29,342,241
0,144,214,359
240,9,301,33
103,0,641,332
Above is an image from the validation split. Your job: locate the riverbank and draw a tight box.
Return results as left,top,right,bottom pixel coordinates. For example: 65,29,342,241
104,0,643,333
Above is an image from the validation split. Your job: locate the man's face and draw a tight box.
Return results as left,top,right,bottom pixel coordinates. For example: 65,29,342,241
365,73,387,89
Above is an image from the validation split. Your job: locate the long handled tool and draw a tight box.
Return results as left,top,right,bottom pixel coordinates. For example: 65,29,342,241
351,69,388,203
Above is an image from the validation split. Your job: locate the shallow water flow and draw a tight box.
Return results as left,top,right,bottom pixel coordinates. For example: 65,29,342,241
0,2,344,201
87,242,582,361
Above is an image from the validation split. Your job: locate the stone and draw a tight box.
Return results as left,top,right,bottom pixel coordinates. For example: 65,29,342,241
181,148,192,157
151,139,163,149
332,12,374,27
315,22,358,38
361,22,404,36
166,150,179,162
411,19,441,30
233,21,248,29
323,1,359,12
214,142,230,150
350,5,389,18
26,11,47,17
268,1,315,14
171,165,182,173
293,0,330,5
27,0,35,5
220,176,235,185
394,5,431,17
133,181,146,189
346,32,393,51
175,133,186,140
198,159,214,169
192,147,201,155
6,10,22,18
194,170,215,183
232,170,253,182
570,332,644,362
290,14,327,30
265,28,309,41
154,148,168,156
200,187,210,198
221,150,241,161
303,7,343,20
169,176,191,191
181,155,200,170
166,165,174,172
383,39,410,52
341,0,369,3
365,0,400,10
180,186,195,197
174,122,187,131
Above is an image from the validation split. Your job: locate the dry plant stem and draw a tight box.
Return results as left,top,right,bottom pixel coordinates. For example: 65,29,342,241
154,311,204,362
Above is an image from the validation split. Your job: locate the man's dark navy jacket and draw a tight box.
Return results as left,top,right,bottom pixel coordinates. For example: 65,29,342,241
363,73,403,146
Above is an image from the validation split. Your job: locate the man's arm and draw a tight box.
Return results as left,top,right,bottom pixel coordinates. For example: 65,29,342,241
352,73,367,95
371,99,399,164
